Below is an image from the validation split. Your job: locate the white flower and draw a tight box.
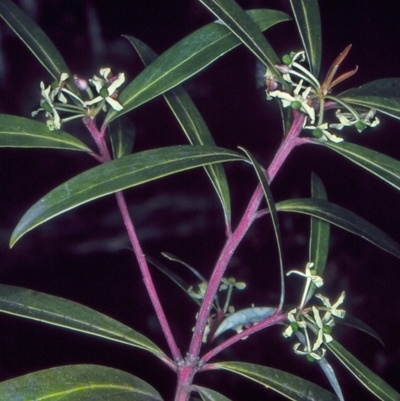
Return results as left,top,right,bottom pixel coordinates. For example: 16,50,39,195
287,262,324,288
268,79,316,123
303,122,344,143
331,109,379,132
293,342,326,361
188,282,208,300
51,72,69,104
85,68,125,111
283,308,306,338
31,82,61,130
315,291,346,320
311,306,334,350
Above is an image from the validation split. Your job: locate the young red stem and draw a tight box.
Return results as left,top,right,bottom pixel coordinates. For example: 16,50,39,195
84,116,182,362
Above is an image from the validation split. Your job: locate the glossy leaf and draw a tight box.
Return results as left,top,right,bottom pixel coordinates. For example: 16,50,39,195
276,198,400,259
305,172,330,304
240,148,285,309
327,341,400,400
105,9,290,123
0,114,91,152
338,78,400,120
0,284,167,360
125,35,231,230
339,313,384,345
213,307,276,339
213,361,339,400
320,141,400,191
317,358,344,401
289,0,322,78
0,364,162,401
194,385,233,401
0,0,73,84
10,145,245,246
197,0,286,81
109,116,136,159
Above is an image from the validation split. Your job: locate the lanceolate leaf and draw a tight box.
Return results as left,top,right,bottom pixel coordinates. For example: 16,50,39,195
197,0,286,80
105,9,290,123
109,116,136,159
240,148,285,309
213,362,339,400
338,78,400,120
339,314,384,345
0,365,162,401
0,114,91,152
306,172,330,304
194,385,233,401
276,198,400,259
213,307,276,339
320,141,400,191
289,0,322,78
326,341,400,400
10,145,245,246
125,35,231,230
0,0,73,83
0,284,167,361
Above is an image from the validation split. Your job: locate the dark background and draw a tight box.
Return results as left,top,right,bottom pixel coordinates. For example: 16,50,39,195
0,0,399,399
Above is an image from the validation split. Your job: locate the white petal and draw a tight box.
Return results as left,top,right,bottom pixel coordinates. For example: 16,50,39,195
107,72,125,94
105,97,124,111
84,96,103,106
100,67,111,79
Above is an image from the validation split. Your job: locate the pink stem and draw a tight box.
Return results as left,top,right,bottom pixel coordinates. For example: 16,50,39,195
84,117,182,362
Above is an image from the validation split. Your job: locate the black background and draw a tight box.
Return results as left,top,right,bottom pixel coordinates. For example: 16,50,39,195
0,0,399,399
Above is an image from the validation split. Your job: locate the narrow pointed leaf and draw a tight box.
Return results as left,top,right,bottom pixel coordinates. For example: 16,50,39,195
194,385,233,401
320,141,400,191
109,116,136,159
240,148,285,309
213,307,276,339
213,361,339,400
339,314,384,345
276,198,400,259
0,365,162,401
10,145,245,246
105,9,290,123
125,35,231,230
317,358,344,401
0,0,73,83
327,341,400,400
0,284,167,360
306,172,330,304
289,0,321,77
197,0,286,80
0,114,92,152
338,78,400,120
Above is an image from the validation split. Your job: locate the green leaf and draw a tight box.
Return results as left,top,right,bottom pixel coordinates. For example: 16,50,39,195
125,35,231,231
276,198,400,259
194,385,233,401
320,141,400,191
10,145,245,246
339,313,384,345
197,0,287,81
109,116,136,159
105,9,290,123
327,341,400,400
317,358,344,401
0,284,167,360
338,78,400,120
0,0,73,83
213,361,339,400
0,365,162,401
213,307,276,339
0,114,92,152
289,0,322,78
306,172,330,304
240,148,285,309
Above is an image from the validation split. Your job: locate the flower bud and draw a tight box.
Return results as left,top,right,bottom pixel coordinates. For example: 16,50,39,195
282,54,293,65
74,75,88,90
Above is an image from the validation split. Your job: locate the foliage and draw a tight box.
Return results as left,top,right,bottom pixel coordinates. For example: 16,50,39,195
0,0,400,400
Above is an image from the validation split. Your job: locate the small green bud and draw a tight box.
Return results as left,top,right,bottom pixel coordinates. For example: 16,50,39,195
306,354,315,363
312,128,323,139
100,87,109,98
290,322,299,332
282,54,293,65
291,100,302,110
355,121,366,132
310,269,317,275
323,325,332,335
42,101,52,113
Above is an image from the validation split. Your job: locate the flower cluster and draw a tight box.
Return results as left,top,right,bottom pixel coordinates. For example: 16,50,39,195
32,68,125,130
283,262,345,362
265,46,379,142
